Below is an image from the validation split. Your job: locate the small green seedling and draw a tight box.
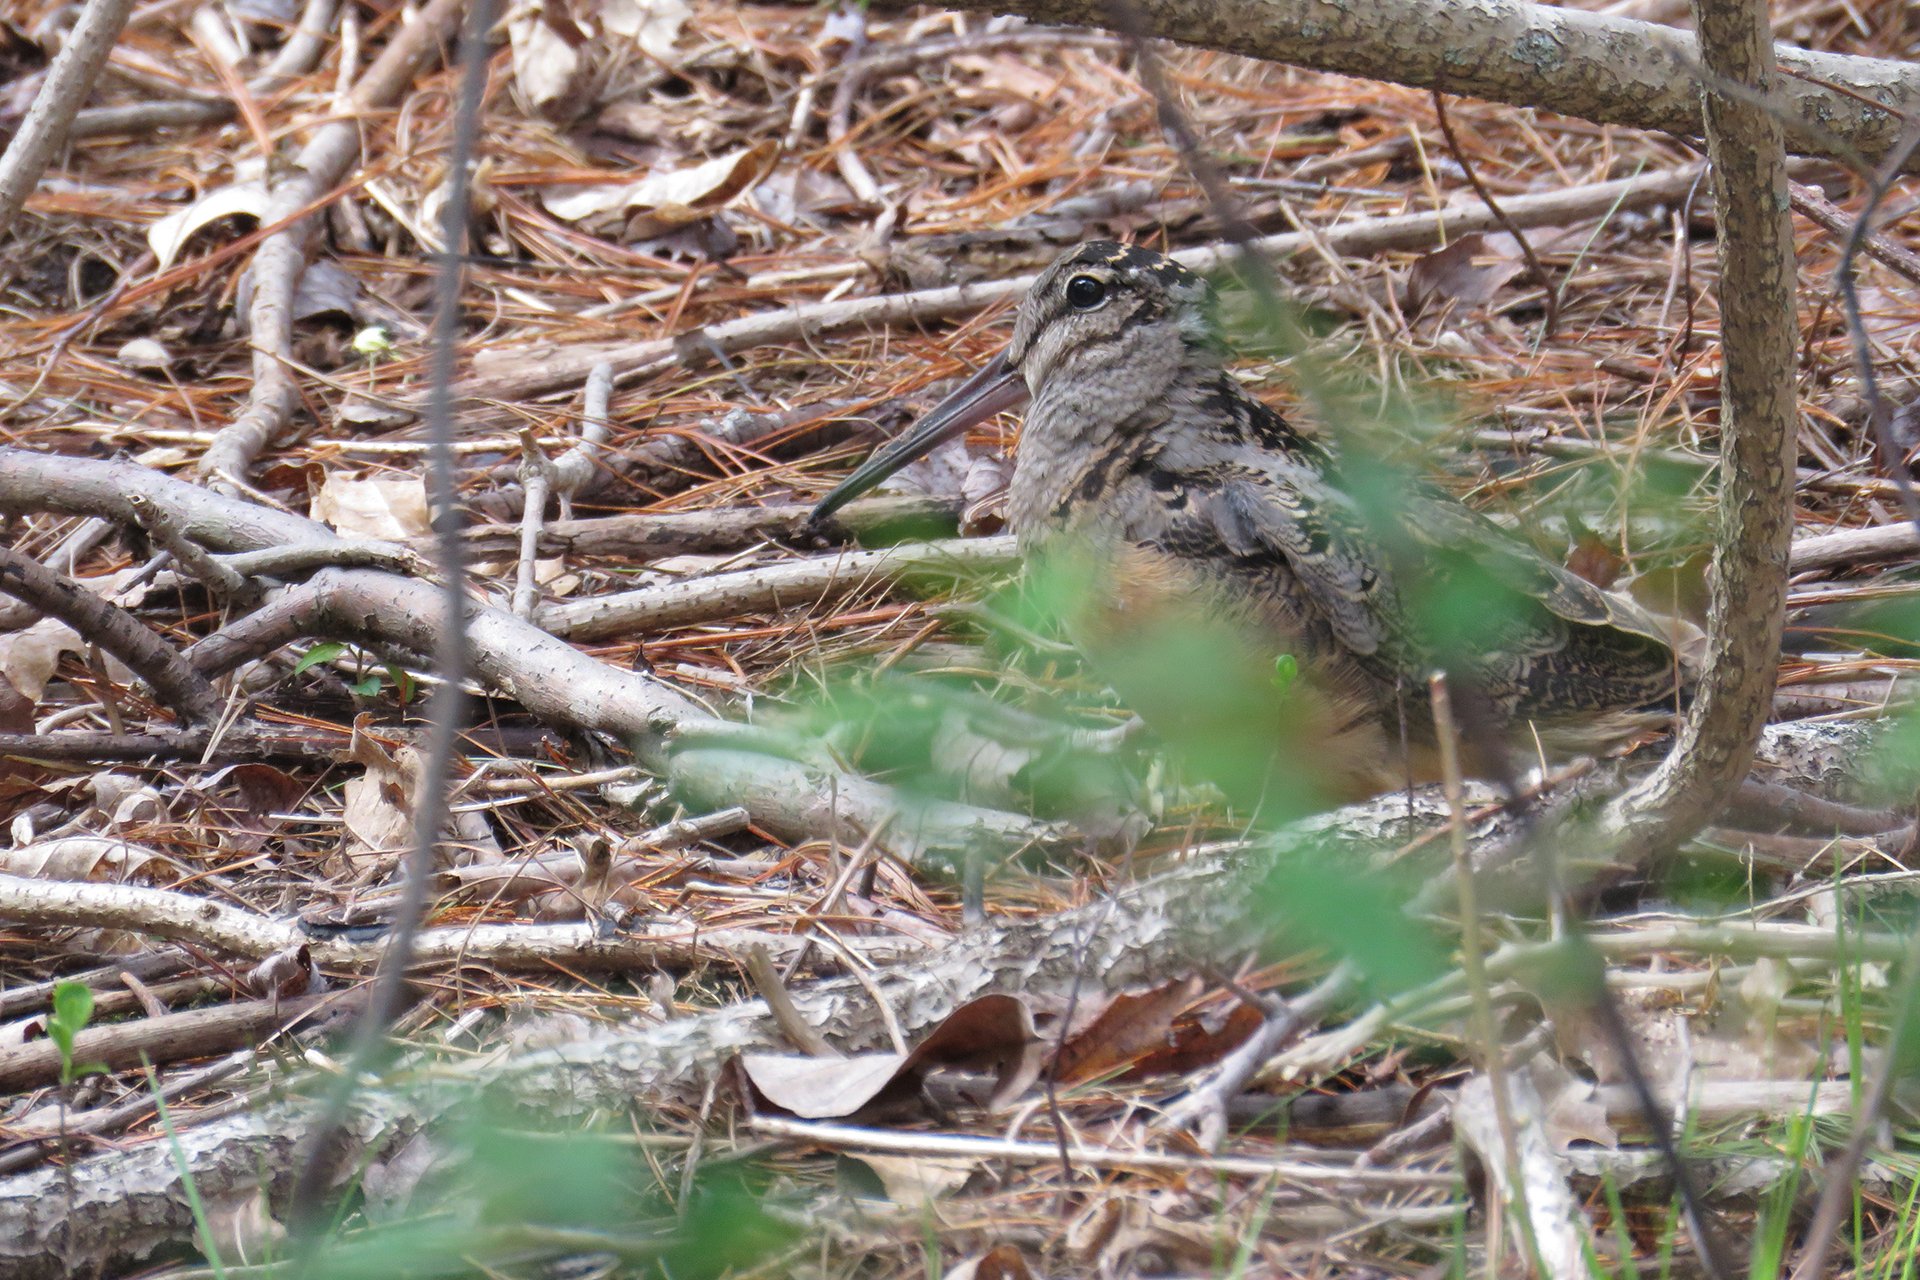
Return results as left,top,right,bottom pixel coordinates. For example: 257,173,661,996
290,642,348,677
291,644,415,704
47,981,108,1086
351,324,396,363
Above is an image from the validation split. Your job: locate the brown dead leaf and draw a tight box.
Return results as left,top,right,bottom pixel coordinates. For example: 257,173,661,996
602,0,691,58
928,706,1037,808
506,1,592,118
1522,1052,1617,1150
541,143,777,239
1052,977,1205,1084
750,166,858,222
740,1052,910,1118
0,836,156,881
846,1153,978,1205
904,993,1045,1111
946,1244,1038,1280
509,0,691,116
227,763,310,816
0,616,86,705
1406,233,1524,313
950,54,1065,102
959,454,1012,535
341,723,418,862
148,179,268,273
1125,997,1264,1079
741,993,1044,1118
244,944,321,999
80,773,165,830
1564,528,1625,589
0,571,144,710
312,473,432,540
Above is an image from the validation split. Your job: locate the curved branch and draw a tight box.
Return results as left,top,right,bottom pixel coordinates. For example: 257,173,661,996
1601,0,1800,858
0,0,137,235
198,0,468,485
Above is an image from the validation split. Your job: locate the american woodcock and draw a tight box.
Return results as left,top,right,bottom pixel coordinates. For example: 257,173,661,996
813,242,1688,807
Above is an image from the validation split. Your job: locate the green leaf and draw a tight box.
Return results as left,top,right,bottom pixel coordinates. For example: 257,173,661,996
291,642,348,677
383,664,415,705
1251,847,1447,997
51,980,93,1035
348,674,384,698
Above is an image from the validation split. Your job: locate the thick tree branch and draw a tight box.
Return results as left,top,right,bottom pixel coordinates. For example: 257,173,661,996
897,0,1917,171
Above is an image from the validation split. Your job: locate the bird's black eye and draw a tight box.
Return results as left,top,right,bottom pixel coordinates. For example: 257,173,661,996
1065,274,1107,309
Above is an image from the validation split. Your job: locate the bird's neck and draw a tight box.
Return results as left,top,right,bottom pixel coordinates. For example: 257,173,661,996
1007,362,1219,543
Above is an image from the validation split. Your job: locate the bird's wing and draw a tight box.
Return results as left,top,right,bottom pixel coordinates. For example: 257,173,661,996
1197,458,1398,657
1186,453,1676,669
1402,493,1681,649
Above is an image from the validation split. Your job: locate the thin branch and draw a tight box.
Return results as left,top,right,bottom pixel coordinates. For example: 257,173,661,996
1830,116,1920,529
0,544,223,726
1429,91,1560,338
285,0,492,1244
0,0,137,236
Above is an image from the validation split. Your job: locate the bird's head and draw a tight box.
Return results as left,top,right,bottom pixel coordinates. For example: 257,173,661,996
809,242,1223,525
1007,241,1225,398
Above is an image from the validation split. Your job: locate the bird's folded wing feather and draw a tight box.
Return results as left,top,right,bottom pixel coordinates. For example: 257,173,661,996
1201,461,1394,658
1404,496,1680,648
1190,456,1677,668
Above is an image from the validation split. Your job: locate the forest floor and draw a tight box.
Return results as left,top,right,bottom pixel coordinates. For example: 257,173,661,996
2,0,1920,1276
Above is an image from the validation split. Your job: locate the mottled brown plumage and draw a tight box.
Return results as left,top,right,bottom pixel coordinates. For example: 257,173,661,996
815,242,1688,802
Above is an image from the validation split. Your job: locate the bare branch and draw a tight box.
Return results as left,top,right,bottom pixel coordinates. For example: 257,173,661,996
0,0,137,236
0,544,223,726
885,0,1920,172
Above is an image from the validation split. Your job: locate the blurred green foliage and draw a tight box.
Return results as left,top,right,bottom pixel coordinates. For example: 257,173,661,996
301,1101,792,1279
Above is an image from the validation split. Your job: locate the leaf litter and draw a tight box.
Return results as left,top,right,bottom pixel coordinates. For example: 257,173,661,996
0,0,1918,1275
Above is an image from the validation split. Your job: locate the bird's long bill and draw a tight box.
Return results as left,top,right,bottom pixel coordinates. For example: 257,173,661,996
809,352,1028,524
